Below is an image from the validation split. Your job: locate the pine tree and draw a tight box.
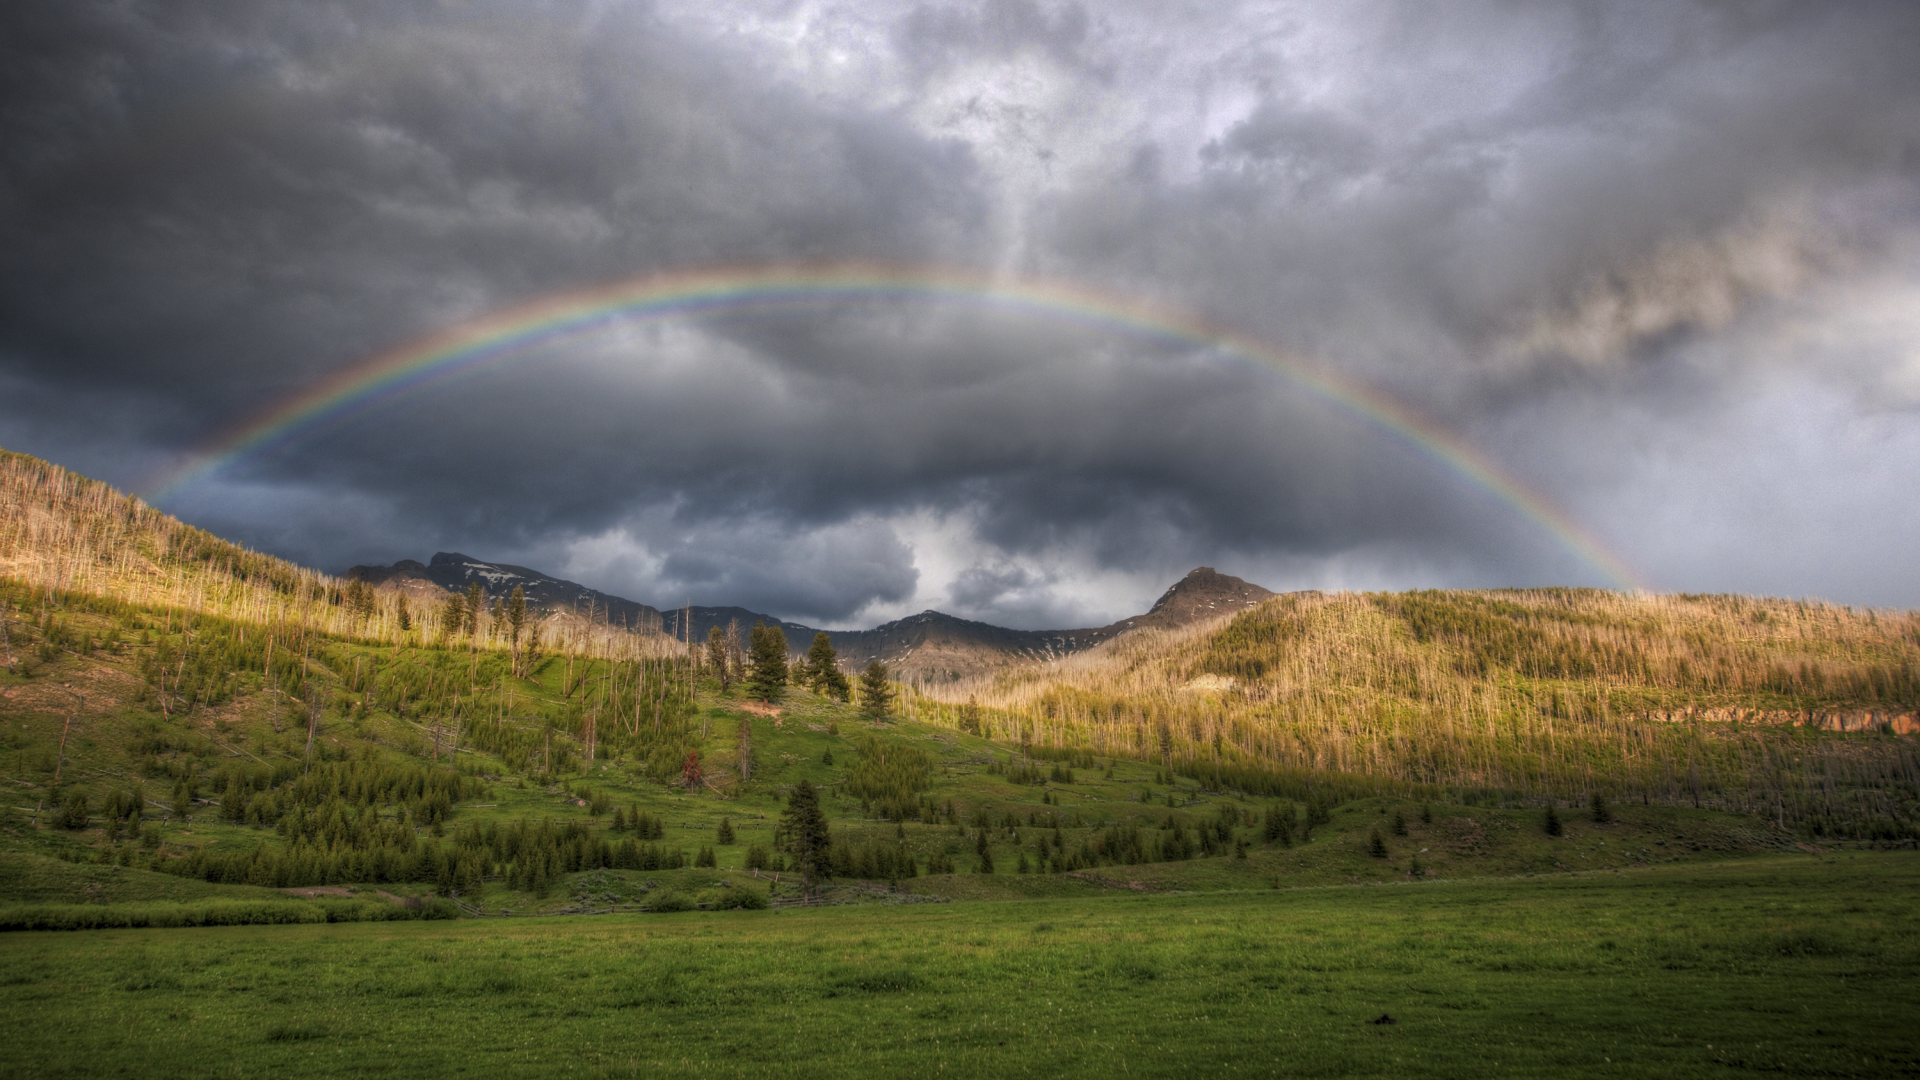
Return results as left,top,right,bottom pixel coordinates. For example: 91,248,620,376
1590,791,1612,824
1368,829,1389,858
440,593,465,645
707,626,732,691
505,585,529,677
1263,803,1293,846
463,581,485,647
803,632,851,700
1420,803,1433,825
780,779,831,895
1544,805,1564,836
859,660,893,719
1391,809,1408,836
974,828,995,873
958,696,983,735
745,623,788,702
58,791,89,830
717,817,736,845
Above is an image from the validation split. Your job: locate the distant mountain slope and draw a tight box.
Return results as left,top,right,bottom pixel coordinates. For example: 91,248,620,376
344,556,1277,682
824,568,1276,682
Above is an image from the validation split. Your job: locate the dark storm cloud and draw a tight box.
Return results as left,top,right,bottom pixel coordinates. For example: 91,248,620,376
3,0,1919,624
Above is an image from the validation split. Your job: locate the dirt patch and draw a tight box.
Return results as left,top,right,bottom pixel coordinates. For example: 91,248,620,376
1437,816,1490,856
1066,872,1172,893
735,700,784,718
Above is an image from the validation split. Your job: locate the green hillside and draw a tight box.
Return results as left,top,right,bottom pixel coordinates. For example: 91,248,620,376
1,448,1916,925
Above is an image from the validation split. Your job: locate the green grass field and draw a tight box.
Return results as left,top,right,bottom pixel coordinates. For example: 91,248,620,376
2,853,1915,1079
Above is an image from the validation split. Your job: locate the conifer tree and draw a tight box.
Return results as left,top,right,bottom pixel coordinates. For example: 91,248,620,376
58,791,89,830
974,828,995,873
745,623,788,702
463,581,485,647
859,660,893,719
958,696,983,735
780,779,831,895
505,585,528,676
803,632,851,700
1391,809,1408,836
1544,804,1564,836
717,817,736,845
1368,828,1389,858
1590,791,1612,823
707,626,732,691
440,593,465,645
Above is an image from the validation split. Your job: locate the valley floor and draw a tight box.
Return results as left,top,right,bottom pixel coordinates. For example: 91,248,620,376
2,852,1916,1079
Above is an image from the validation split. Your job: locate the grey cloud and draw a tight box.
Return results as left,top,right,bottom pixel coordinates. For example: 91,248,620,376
897,0,1093,78
3,0,1920,622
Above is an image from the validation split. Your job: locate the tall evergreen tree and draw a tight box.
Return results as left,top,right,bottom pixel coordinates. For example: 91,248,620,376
780,779,831,895
440,593,465,645
462,581,485,648
745,623,788,701
506,585,529,676
958,696,983,735
707,626,732,691
859,660,894,719
804,632,851,700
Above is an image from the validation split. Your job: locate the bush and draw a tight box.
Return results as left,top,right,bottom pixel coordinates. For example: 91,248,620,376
645,892,694,913
713,886,768,910
58,793,90,830
0,900,329,931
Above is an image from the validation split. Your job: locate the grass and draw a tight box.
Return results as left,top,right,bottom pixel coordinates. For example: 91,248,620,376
1,853,1915,1078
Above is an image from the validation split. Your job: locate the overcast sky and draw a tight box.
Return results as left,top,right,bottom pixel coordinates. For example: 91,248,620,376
4,0,1919,628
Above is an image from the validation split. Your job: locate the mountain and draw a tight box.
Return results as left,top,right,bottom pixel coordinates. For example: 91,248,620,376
822,568,1276,682
344,555,1275,682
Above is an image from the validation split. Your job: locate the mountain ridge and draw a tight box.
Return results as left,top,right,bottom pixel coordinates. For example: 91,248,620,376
346,555,1275,681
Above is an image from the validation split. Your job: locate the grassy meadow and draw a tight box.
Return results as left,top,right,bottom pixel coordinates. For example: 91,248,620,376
4,447,1920,1077
3,854,1916,1079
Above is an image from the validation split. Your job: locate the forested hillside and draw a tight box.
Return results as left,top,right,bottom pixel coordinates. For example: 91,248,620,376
915,588,1920,837
2,446,1916,923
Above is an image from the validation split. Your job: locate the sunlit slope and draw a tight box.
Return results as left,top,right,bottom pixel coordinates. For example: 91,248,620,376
0,448,667,657
917,589,1920,829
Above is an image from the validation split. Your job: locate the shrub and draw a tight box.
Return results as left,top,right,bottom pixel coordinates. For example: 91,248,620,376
645,892,693,913
713,886,768,910
58,793,90,830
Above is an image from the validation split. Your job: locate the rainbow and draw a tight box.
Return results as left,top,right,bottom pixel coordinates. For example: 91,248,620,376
148,262,1648,591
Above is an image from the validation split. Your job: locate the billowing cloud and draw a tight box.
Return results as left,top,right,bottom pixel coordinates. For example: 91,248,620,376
3,0,1919,624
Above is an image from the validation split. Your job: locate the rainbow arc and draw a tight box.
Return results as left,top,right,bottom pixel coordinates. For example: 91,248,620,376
148,263,1647,592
